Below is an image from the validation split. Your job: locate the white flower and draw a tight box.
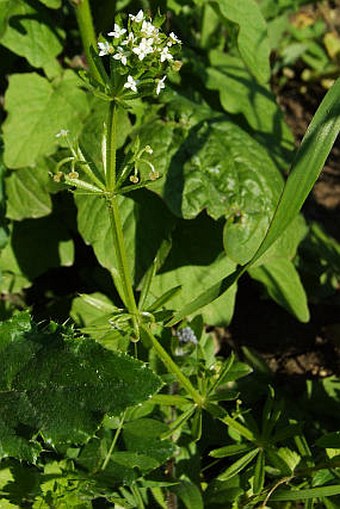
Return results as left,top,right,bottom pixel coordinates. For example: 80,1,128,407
141,20,159,38
156,76,166,95
97,41,111,56
168,32,181,46
55,129,69,138
122,32,136,46
160,46,173,62
112,46,129,65
108,23,127,38
133,37,154,60
124,75,138,93
129,10,144,23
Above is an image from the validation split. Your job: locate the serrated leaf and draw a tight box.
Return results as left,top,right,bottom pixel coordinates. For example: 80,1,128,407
0,0,64,75
5,163,52,220
0,312,162,461
208,0,270,83
3,71,90,169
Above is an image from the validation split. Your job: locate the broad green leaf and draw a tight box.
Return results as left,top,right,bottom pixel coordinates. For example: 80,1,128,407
208,0,270,83
141,112,283,238
0,312,162,461
167,79,340,324
3,71,90,168
7,214,74,281
0,160,8,249
269,485,340,501
5,162,53,220
75,190,175,286
146,214,237,326
0,240,31,293
248,258,309,322
205,50,294,166
0,0,64,75
0,198,74,293
218,448,259,481
0,0,14,38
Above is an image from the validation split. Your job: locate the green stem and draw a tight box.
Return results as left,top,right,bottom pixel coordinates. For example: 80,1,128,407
141,325,205,407
73,0,101,82
106,101,117,192
106,196,139,320
101,411,126,470
105,103,139,332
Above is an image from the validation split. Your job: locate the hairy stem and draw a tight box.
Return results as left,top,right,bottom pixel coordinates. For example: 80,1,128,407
73,0,101,82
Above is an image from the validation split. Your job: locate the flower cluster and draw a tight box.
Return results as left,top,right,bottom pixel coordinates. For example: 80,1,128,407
97,10,181,98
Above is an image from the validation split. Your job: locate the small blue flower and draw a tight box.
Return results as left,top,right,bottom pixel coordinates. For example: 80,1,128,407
176,327,198,345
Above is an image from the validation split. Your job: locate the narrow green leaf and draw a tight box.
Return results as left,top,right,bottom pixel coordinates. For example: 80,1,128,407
210,443,255,458
222,414,257,442
218,448,259,481
269,485,340,501
253,450,265,495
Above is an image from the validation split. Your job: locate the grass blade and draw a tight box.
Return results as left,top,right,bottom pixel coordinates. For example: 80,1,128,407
249,77,340,265
269,485,340,501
